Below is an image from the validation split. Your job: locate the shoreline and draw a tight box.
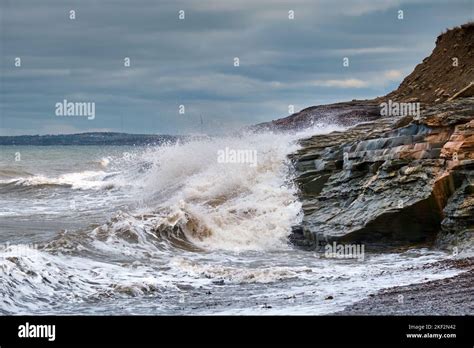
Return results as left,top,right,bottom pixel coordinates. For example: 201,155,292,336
335,257,474,315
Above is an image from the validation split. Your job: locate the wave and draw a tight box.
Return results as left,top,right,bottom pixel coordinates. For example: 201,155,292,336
0,239,464,314
0,168,33,179
1,126,345,250
132,132,306,251
6,126,343,251
0,126,468,314
0,170,118,191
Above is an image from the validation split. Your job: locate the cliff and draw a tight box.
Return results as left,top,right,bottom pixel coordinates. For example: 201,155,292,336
286,23,474,251
383,22,474,104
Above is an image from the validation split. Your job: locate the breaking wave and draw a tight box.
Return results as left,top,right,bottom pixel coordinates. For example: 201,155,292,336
0,171,116,191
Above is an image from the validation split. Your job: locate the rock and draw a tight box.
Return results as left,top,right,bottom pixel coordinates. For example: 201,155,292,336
251,100,381,132
289,98,474,250
448,82,474,101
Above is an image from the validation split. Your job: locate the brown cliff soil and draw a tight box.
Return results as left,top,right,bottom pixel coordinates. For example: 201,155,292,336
383,22,474,105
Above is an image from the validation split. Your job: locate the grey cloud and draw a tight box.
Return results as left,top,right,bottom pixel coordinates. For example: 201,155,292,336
1,0,472,135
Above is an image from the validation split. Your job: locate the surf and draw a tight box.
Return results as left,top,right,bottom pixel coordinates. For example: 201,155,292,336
0,126,465,315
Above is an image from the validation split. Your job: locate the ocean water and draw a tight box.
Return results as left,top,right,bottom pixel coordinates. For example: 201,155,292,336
0,128,463,315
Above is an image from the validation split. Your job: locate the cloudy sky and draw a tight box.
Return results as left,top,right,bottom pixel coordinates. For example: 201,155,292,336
1,0,472,135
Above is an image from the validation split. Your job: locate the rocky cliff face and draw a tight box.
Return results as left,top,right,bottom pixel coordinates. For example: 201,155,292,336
286,23,474,252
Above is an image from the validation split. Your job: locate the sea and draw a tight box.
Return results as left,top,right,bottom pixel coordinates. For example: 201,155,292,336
0,126,463,314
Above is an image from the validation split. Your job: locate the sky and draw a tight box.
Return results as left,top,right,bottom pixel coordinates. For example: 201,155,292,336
1,0,473,135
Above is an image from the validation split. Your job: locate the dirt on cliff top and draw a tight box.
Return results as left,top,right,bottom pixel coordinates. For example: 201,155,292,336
382,22,474,105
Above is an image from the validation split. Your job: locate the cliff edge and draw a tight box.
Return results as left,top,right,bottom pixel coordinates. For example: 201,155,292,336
383,22,474,104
